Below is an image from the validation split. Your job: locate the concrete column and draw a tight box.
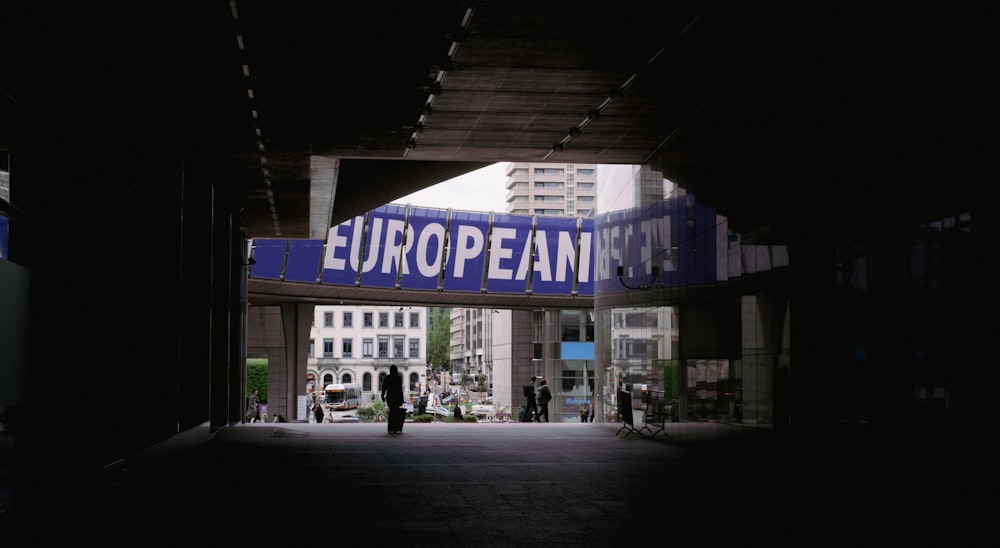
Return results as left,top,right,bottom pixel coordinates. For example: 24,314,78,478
279,302,314,421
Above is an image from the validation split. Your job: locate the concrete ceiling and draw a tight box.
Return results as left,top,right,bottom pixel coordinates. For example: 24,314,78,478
224,1,719,238
1,3,982,242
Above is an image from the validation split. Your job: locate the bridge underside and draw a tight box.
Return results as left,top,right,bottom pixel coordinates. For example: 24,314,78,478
248,277,592,310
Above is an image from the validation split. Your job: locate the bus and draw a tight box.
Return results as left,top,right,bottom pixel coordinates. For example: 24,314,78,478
323,383,362,411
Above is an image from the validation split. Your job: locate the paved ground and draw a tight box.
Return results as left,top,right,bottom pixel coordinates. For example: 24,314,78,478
0,419,981,544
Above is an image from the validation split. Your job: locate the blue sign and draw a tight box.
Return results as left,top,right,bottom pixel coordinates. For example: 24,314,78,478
593,196,718,293
307,206,593,296
484,212,534,295
250,197,719,298
440,210,491,293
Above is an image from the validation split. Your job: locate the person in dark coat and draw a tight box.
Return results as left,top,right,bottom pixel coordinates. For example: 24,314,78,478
453,404,463,421
381,364,405,434
520,376,539,422
536,379,552,423
313,404,324,424
245,388,260,423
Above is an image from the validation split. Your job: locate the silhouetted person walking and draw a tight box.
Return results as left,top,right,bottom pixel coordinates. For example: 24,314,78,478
382,364,405,434
536,379,552,423
520,376,539,422
246,388,260,423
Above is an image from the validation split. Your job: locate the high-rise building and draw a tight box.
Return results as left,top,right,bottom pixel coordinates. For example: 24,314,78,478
504,162,597,217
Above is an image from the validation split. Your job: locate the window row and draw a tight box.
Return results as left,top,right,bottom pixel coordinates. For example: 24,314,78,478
321,311,420,329
310,336,421,359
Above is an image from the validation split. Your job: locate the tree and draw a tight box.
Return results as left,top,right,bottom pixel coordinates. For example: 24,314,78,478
247,358,268,403
426,307,451,370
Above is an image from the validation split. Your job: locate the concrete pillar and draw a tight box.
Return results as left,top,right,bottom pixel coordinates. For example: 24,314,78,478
279,302,314,421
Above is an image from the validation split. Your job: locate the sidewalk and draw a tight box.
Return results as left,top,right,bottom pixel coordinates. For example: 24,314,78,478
0,420,975,543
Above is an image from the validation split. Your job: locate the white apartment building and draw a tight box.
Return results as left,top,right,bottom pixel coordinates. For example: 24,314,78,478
307,305,427,406
505,162,597,217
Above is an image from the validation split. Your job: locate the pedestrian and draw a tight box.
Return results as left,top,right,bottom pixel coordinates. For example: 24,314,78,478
580,404,589,423
313,403,324,424
381,364,405,434
520,376,540,422
453,404,463,421
245,388,260,423
536,379,552,423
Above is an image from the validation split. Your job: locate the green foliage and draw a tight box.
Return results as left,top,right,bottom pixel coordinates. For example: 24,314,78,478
358,401,387,422
458,372,474,390
426,307,451,369
411,414,435,423
247,360,268,403
661,360,679,402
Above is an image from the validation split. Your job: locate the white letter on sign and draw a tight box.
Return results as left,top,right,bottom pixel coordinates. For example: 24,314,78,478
487,227,516,280
453,224,484,278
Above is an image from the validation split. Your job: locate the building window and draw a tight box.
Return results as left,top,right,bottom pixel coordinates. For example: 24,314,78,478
560,309,583,341
342,338,353,357
394,312,404,328
393,336,405,358
363,312,374,328
409,312,420,328
363,338,374,357
308,339,314,358
363,372,372,391
323,311,334,327
341,373,353,384
323,338,334,358
409,338,420,358
378,337,389,357
614,336,658,360
379,312,389,328
343,311,353,327
534,167,563,175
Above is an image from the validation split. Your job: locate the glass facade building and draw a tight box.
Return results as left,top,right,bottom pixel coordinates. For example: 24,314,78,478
592,161,973,441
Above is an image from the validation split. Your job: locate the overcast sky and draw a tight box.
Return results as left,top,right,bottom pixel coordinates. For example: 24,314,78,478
392,162,509,213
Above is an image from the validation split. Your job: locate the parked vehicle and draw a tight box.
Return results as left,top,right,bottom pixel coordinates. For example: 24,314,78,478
471,404,495,421
323,383,362,411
